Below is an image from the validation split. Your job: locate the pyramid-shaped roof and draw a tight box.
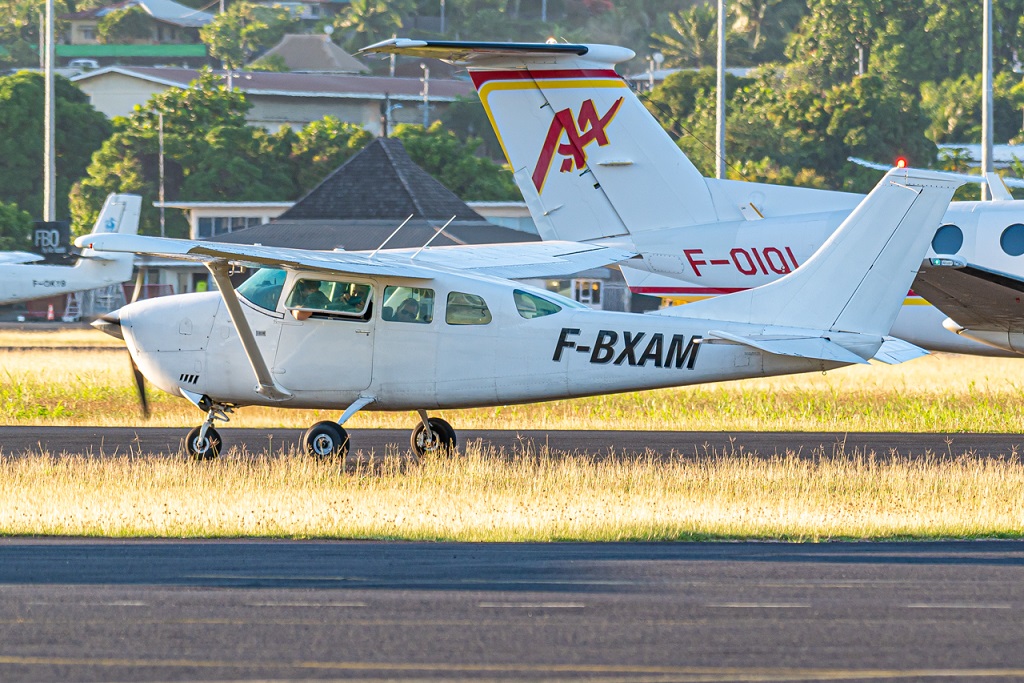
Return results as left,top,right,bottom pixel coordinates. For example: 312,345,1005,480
252,34,369,74
282,137,487,223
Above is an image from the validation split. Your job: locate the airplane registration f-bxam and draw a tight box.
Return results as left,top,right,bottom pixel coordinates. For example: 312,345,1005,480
82,168,961,459
0,194,140,305
360,39,1024,358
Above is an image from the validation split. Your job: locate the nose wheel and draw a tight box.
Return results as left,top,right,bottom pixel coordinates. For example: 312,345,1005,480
410,414,457,457
185,425,222,460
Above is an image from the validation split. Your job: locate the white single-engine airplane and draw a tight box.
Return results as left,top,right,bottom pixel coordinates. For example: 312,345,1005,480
360,39,1024,357
0,194,141,305
82,168,961,459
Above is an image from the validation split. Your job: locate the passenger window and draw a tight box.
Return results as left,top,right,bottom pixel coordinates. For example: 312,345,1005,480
285,278,372,320
514,289,561,319
382,285,434,324
446,292,492,325
237,267,286,312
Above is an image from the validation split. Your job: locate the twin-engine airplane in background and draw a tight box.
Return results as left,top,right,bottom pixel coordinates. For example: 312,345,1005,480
82,168,962,459
360,39,1024,357
0,194,141,306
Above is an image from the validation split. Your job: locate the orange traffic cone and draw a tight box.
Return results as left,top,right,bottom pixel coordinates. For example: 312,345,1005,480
46,304,54,321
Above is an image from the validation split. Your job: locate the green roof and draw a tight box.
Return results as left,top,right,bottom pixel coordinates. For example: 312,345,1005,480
56,44,207,57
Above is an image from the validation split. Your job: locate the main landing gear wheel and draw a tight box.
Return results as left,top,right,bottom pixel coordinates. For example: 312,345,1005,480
186,425,221,460
410,417,457,457
303,421,350,459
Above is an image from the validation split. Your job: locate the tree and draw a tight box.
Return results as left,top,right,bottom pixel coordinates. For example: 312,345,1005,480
650,4,722,68
71,69,251,236
0,72,111,220
332,0,412,53
0,200,33,251
200,2,301,70
393,123,520,201
920,73,1024,144
96,5,152,44
290,117,372,194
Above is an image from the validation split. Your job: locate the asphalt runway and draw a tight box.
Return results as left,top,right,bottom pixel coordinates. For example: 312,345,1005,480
1,425,1023,459
1,540,1024,682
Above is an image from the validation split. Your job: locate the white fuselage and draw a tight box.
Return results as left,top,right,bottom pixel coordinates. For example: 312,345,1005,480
117,273,855,412
0,254,133,305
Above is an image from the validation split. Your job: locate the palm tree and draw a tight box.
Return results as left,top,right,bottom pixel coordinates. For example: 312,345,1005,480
333,0,411,52
651,4,719,68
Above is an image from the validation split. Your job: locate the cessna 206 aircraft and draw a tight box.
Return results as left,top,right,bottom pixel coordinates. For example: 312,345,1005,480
0,194,140,305
81,167,961,459
360,39,1024,357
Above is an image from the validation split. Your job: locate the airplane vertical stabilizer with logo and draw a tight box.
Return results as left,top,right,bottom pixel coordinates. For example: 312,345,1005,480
359,40,719,244
76,193,142,283
658,168,964,336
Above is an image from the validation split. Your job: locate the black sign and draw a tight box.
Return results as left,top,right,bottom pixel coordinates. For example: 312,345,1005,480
32,221,71,263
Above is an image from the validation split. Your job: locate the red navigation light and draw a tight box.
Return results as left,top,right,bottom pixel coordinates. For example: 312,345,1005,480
895,157,908,169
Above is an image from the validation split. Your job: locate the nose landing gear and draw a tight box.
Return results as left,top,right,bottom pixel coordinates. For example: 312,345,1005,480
185,398,233,460
303,421,350,458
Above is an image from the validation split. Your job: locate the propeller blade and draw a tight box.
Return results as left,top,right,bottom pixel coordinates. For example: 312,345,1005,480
130,265,145,304
129,354,149,419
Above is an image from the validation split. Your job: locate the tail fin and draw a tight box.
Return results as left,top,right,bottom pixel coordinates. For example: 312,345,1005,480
360,39,719,243
658,168,965,336
88,193,142,237
76,194,142,283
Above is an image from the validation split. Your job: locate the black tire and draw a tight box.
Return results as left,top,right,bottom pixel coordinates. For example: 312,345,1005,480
303,421,350,459
410,417,457,457
186,426,221,460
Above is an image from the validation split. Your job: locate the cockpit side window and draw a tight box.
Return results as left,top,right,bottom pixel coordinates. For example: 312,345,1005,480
446,291,492,325
286,278,373,321
236,267,287,312
513,289,561,319
381,285,435,324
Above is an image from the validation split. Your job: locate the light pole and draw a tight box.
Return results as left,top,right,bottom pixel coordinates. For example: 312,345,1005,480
158,112,165,238
420,63,430,128
43,0,55,221
715,0,726,179
981,0,994,200
440,0,445,35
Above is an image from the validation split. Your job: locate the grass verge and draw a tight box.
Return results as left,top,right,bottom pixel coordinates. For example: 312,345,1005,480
2,444,1023,540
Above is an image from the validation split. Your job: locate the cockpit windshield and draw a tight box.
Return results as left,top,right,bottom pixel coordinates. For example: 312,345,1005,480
237,268,287,312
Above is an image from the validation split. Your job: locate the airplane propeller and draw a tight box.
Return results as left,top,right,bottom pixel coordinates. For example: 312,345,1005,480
94,311,149,418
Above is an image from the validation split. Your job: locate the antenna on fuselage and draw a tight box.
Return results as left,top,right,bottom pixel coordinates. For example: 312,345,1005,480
411,215,456,259
369,214,414,258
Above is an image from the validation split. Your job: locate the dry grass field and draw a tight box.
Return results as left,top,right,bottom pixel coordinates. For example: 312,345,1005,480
1,446,1022,540
3,328,1024,539
0,327,1022,431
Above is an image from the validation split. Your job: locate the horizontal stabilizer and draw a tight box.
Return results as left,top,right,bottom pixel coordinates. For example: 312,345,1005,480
872,336,928,365
706,330,869,364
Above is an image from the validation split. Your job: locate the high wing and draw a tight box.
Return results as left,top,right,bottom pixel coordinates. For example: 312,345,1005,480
0,251,44,265
914,259,1024,332
75,234,636,280
358,38,592,62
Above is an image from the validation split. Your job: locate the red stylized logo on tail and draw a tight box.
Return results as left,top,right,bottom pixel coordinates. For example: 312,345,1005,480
532,97,623,193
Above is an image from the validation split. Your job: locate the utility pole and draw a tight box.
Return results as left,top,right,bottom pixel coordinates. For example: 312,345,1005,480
420,64,430,128
43,0,55,221
440,0,445,34
158,112,165,238
981,0,994,200
715,0,726,179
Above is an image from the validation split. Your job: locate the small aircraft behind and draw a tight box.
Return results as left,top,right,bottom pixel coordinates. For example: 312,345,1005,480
360,39,1024,358
81,168,961,459
0,194,141,306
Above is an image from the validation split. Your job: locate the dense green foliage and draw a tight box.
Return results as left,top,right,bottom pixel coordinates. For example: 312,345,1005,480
200,2,301,70
96,5,152,44
0,200,34,251
0,72,112,220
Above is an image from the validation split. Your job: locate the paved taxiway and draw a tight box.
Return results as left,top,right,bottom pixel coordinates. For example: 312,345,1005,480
2,426,1023,459
1,540,1023,681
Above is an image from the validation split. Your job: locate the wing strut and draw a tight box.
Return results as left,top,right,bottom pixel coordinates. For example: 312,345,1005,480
206,261,292,402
